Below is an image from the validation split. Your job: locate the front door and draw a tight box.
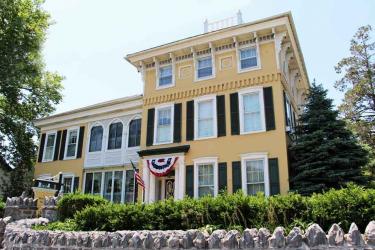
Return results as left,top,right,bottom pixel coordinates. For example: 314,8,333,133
165,178,175,199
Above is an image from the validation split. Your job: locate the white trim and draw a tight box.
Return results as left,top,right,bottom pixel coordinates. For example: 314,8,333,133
61,173,75,193
193,157,218,198
237,43,262,73
126,114,142,149
86,122,105,154
42,130,57,162
194,53,216,82
238,87,266,135
178,65,192,79
240,152,269,196
218,55,233,71
153,103,174,145
105,118,124,151
63,127,80,160
194,95,217,140
156,63,175,90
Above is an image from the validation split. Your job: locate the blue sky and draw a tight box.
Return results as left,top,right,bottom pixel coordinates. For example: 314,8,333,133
42,0,375,113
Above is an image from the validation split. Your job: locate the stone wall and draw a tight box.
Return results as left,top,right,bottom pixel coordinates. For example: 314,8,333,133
4,192,38,221
2,218,375,249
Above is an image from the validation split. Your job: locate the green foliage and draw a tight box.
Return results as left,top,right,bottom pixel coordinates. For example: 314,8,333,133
0,201,5,218
33,219,77,231
289,82,369,195
57,193,108,221
63,186,375,233
0,0,63,197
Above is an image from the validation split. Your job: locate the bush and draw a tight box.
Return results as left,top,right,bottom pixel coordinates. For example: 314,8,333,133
57,193,108,221
0,201,5,218
33,219,78,231
57,185,375,232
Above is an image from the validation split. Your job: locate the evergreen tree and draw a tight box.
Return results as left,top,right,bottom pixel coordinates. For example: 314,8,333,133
289,82,368,195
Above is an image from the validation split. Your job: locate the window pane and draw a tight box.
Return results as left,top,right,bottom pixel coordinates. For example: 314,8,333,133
84,173,93,194
89,126,103,152
46,134,56,147
66,130,78,157
63,177,73,193
243,93,262,132
246,159,265,196
108,122,123,150
198,100,214,138
241,58,257,69
44,147,54,161
240,48,257,69
124,170,135,203
93,172,102,195
198,164,214,197
113,171,123,203
103,172,113,201
197,57,212,78
44,134,56,161
159,66,172,86
157,108,171,143
128,119,141,147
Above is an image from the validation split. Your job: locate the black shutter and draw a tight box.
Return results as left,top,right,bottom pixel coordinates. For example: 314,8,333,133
59,130,67,160
53,131,62,161
269,158,280,195
218,162,227,192
185,165,194,197
186,100,194,141
232,161,242,193
263,87,275,131
73,177,79,192
173,103,182,143
37,133,46,162
146,108,155,146
216,95,226,137
230,93,240,135
76,126,85,158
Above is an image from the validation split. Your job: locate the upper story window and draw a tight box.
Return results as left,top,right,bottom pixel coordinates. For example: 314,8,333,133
239,47,258,70
195,96,217,139
239,88,265,134
43,132,56,162
197,56,213,79
65,128,79,159
128,118,141,147
155,105,173,144
159,65,173,87
89,125,103,152
108,122,123,150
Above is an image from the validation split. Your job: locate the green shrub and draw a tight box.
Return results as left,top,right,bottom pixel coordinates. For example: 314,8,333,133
33,219,77,231
57,193,108,221
69,185,375,232
0,201,5,218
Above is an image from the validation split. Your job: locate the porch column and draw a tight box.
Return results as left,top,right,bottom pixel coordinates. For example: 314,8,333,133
178,157,186,199
174,165,180,199
149,172,156,203
143,159,150,203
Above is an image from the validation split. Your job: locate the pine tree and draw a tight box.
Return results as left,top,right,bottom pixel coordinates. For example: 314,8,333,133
289,82,369,195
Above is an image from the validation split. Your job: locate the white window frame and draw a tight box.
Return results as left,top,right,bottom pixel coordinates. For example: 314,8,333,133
153,103,174,145
236,44,261,73
106,119,124,152
238,87,266,135
194,95,217,140
42,131,57,162
193,157,218,198
240,153,269,196
284,93,293,132
194,53,216,82
156,63,175,90
87,122,105,154
126,115,142,149
64,127,80,160
61,173,75,193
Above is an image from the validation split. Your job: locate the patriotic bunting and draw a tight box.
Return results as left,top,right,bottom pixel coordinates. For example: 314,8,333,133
147,156,179,177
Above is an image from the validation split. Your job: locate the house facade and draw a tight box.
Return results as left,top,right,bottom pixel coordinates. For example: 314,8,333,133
34,12,309,203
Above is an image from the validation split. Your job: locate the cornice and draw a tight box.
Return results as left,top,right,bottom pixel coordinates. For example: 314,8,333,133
143,72,281,106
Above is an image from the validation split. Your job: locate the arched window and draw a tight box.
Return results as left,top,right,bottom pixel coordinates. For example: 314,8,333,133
108,122,123,150
89,126,103,152
128,118,141,147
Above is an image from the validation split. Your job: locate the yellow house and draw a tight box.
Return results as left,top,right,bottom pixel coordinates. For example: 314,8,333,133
34,12,309,204
125,12,308,202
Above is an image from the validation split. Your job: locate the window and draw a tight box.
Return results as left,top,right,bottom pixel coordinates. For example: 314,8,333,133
195,97,216,139
108,122,123,150
239,88,265,134
89,126,103,152
155,105,173,144
128,118,141,147
65,128,79,159
285,95,293,130
197,56,213,78
194,157,218,198
84,170,135,203
241,153,269,196
62,176,74,193
239,47,258,70
43,132,56,162
159,65,173,87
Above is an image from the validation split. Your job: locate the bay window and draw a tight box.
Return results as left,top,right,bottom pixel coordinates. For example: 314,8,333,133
128,118,141,147
155,105,173,144
239,88,265,134
43,132,56,162
108,122,123,150
89,125,103,152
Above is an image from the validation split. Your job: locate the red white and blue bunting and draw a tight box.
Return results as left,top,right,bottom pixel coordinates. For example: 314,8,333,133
146,156,179,177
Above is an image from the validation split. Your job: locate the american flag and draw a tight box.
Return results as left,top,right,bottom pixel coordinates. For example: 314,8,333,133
131,160,145,189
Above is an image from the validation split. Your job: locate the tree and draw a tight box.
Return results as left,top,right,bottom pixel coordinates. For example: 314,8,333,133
289,82,368,195
0,0,63,197
335,25,375,148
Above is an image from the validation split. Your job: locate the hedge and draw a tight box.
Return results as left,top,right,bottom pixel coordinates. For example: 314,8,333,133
57,193,108,221
0,201,4,218
68,185,374,232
